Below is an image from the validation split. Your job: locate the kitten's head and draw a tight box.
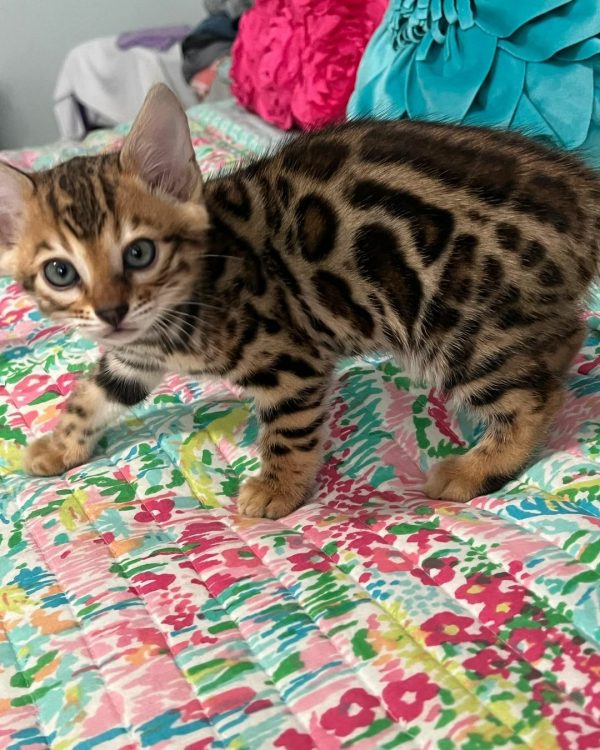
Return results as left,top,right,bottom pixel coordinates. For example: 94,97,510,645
0,84,209,345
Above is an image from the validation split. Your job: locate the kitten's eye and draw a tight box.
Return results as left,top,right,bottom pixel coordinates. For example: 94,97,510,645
123,239,156,270
43,259,79,289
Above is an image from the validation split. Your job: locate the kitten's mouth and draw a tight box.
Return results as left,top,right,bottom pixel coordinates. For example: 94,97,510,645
97,326,141,345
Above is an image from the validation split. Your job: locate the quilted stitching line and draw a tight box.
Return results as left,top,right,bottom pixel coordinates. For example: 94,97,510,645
75,450,233,749
303,497,598,728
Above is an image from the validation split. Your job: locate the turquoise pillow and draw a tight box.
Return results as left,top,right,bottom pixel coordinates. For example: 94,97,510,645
348,0,600,168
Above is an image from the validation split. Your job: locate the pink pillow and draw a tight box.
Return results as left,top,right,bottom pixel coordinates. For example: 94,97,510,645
230,0,387,131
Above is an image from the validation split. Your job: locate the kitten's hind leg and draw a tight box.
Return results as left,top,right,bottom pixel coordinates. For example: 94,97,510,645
424,321,585,503
424,377,566,503
24,352,163,476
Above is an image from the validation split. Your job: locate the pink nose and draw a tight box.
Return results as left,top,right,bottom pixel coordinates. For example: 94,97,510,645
95,303,129,328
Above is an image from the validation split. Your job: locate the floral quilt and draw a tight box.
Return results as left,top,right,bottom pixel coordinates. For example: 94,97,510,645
1,103,599,750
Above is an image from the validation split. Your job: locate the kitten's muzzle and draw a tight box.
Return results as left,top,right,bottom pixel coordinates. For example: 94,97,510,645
95,303,130,329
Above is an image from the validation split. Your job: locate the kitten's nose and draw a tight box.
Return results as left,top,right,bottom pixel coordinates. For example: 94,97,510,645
95,303,129,329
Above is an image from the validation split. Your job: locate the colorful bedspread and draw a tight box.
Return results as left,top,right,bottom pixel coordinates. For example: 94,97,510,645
1,104,600,750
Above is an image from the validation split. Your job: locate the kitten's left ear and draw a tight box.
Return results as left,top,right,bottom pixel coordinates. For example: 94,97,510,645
120,83,203,202
0,162,34,276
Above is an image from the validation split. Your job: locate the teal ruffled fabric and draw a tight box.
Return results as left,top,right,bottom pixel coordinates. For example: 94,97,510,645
348,0,600,167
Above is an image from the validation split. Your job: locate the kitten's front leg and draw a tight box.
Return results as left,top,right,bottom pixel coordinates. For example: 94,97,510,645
239,374,332,519
24,352,163,476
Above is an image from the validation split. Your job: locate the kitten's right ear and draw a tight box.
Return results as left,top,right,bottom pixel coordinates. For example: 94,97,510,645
0,162,33,275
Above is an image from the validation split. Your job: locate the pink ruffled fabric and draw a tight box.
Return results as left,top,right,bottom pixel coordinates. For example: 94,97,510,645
230,0,387,131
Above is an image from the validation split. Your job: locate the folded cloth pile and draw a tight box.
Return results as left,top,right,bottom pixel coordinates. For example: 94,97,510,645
181,0,253,99
348,0,600,168
230,0,387,130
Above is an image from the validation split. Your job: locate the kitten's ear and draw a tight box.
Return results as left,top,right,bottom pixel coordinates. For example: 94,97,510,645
120,84,202,202
0,162,34,275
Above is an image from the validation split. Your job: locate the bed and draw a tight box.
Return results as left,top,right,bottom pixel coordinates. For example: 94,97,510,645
1,99,599,750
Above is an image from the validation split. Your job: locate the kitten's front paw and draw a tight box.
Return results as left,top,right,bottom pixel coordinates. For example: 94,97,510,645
23,435,88,476
423,455,477,503
237,477,306,519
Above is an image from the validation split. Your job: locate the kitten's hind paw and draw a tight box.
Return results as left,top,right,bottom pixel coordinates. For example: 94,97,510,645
23,434,89,476
237,477,306,519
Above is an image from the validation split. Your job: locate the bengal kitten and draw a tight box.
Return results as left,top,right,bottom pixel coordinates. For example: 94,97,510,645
0,85,598,518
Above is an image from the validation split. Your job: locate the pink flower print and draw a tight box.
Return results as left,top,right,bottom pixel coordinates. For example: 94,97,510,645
508,627,548,662
406,527,454,553
0,303,31,327
56,371,79,395
275,728,314,750
412,555,459,586
427,389,465,446
321,688,379,737
382,673,439,722
288,551,331,573
464,648,512,678
421,612,493,646
455,573,526,627
555,709,600,750
221,547,262,570
131,571,175,594
134,496,175,524
11,373,52,407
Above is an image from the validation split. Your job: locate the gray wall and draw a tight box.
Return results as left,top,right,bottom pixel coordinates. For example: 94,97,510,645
0,0,204,149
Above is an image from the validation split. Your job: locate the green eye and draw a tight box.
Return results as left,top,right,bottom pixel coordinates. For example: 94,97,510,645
124,239,156,270
43,259,79,288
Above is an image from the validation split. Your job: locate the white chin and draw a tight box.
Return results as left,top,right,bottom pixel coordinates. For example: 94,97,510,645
96,328,142,346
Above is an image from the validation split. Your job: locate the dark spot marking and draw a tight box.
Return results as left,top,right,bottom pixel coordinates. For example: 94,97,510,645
223,317,259,372
360,127,516,204
98,169,116,214
353,223,422,332
420,294,461,335
349,180,454,265
270,444,291,456
239,369,279,389
477,256,504,301
258,177,282,233
496,223,521,252
440,234,477,304
261,385,322,424
539,260,563,286
264,240,301,295
277,414,325,440
296,437,319,452
513,174,579,233
274,354,318,379
213,178,252,221
263,317,281,334
313,270,374,337
277,176,292,208
296,194,338,262
282,138,349,181
576,257,593,283
467,209,489,224
66,404,87,419
520,240,546,268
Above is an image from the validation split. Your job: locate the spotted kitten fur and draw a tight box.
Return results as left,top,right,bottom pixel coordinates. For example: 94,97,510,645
0,85,598,518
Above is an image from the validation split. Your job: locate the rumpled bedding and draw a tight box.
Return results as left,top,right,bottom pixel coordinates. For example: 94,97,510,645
1,103,599,750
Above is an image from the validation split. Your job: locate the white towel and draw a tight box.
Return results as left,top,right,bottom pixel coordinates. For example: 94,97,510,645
53,35,197,140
